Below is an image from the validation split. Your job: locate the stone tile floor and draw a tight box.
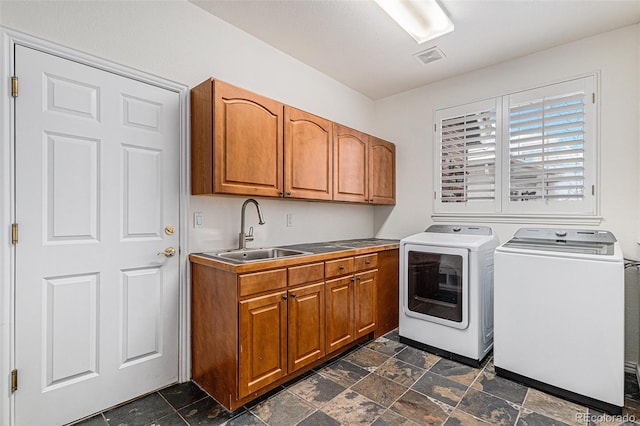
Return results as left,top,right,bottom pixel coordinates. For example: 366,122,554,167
71,330,640,426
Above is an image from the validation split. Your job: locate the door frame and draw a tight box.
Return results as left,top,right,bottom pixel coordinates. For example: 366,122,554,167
0,27,191,426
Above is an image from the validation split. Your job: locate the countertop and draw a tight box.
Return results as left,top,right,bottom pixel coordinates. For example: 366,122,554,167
188,238,400,273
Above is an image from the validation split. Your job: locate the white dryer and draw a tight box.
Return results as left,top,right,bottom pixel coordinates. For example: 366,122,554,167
399,225,499,366
494,228,624,414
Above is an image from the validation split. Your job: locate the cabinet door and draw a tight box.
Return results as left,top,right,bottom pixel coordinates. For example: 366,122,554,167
288,282,325,373
368,137,396,205
354,270,378,339
333,124,368,202
239,291,287,398
284,106,333,200
325,276,354,353
214,80,284,197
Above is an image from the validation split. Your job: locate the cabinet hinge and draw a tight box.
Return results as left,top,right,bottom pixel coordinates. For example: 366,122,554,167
10,369,17,393
11,76,18,98
592,92,595,104
434,191,436,199
11,223,18,245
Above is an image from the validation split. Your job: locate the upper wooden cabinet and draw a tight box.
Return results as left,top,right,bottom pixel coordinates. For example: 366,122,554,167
368,136,396,205
191,79,284,197
191,78,395,204
333,124,369,203
284,107,333,200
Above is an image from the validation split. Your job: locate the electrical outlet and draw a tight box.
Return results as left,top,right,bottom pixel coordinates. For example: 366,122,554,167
286,213,293,227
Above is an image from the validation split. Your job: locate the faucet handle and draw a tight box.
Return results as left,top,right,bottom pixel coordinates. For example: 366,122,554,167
246,226,254,241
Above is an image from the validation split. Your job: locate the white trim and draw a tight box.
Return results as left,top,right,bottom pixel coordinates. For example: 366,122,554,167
432,213,603,226
0,27,191,426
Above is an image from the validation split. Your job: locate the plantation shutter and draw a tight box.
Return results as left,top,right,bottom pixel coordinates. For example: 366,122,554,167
437,100,497,211
505,77,595,215
433,76,595,218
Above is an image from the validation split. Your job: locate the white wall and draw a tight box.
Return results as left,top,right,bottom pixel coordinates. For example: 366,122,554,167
372,24,640,363
0,0,379,251
373,25,639,253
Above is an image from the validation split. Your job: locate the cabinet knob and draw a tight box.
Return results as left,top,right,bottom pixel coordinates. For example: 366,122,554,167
286,191,292,196
356,276,361,281
339,265,345,270
279,191,284,197
291,292,296,298
282,295,288,300
365,260,371,265
351,277,355,282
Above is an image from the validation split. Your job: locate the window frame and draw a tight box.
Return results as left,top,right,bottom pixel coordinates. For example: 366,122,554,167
432,74,600,225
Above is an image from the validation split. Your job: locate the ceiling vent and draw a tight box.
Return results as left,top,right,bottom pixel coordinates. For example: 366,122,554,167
414,46,445,65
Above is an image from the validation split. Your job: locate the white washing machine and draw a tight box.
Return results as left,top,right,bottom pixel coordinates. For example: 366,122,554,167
494,228,624,414
399,225,499,366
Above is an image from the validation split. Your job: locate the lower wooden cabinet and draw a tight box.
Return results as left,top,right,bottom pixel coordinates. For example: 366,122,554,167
191,248,394,411
325,255,378,354
239,291,287,398
326,276,355,354
287,282,325,373
354,270,377,338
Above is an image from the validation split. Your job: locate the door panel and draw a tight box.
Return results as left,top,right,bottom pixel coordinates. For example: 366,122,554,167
325,276,354,353
354,270,377,338
288,282,325,372
333,124,368,203
14,45,181,426
239,292,287,398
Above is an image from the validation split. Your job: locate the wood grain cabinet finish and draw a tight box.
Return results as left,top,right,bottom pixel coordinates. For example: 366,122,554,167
368,136,396,205
284,106,333,200
191,78,395,204
325,254,378,354
333,124,369,203
288,282,325,372
325,276,355,354
239,291,287,398
191,79,284,197
374,249,399,338
191,248,396,411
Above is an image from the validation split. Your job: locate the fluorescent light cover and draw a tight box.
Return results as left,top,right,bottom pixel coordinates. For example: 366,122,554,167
374,0,454,44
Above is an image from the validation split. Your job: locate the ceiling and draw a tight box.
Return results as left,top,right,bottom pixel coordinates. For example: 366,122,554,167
191,0,640,100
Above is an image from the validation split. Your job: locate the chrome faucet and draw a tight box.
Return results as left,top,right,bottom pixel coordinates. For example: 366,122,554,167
239,199,266,249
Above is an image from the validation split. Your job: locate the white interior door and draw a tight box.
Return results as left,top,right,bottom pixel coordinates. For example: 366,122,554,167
14,45,181,426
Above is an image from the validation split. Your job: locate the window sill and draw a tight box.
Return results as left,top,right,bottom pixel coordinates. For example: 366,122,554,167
431,213,602,226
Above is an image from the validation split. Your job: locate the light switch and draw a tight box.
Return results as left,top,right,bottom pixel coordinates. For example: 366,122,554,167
286,213,293,227
194,212,204,228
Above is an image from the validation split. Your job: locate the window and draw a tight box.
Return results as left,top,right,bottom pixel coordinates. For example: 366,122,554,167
434,76,597,220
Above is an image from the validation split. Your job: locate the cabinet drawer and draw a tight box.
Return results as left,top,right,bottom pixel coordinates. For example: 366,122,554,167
238,269,287,297
354,254,378,272
325,257,354,278
288,262,324,287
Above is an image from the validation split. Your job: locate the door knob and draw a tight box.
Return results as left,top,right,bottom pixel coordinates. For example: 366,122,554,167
158,247,176,257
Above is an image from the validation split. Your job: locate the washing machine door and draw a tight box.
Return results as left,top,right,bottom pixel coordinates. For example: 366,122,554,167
401,244,469,329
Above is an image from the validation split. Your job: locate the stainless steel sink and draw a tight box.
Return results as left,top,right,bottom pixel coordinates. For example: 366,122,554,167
205,248,311,263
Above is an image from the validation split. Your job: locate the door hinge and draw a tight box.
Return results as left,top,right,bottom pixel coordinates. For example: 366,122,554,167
592,185,595,196
434,123,437,132
10,369,17,393
592,92,595,104
11,223,18,245
11,76,18,98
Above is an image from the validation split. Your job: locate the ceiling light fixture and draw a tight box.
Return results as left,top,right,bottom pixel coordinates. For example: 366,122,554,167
373,0,454,44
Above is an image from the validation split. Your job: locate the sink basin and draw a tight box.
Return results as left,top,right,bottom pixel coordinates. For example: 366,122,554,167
207,248,311,263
